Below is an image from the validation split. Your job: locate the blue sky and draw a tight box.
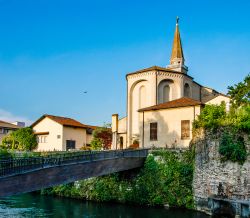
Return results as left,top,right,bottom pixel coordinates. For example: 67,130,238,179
0,0,249,125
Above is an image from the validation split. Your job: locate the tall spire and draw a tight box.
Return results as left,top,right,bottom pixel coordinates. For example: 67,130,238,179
167,17,188,73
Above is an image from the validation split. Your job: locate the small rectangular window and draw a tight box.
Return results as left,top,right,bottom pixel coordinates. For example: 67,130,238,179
181,120,190,139
57,135,61,139
150,122,157,141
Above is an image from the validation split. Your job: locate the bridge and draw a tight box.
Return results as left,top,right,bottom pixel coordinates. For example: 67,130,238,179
0,149,148,197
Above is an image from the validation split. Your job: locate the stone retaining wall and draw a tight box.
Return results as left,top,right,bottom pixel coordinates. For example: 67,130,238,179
193,131,250,217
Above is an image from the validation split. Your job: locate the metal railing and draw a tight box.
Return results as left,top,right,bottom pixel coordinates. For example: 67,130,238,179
0,149,148,178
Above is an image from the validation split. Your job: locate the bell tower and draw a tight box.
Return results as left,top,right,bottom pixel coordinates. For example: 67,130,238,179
167,17,188,74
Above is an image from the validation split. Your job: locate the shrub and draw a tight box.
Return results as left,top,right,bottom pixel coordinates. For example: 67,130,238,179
1,127,37,151
193,103,226,130
0,149,12,159
41,150,194,209
219,133,247,164
90,127,112,150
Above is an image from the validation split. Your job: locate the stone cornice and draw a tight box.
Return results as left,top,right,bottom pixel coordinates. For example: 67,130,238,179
126,66,194,81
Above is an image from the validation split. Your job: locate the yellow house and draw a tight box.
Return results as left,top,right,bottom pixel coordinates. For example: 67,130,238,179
31,114,97,151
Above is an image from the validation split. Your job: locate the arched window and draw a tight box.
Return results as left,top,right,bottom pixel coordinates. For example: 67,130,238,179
184,83,191,98
139,86,146,108
163,85,170,102
158,79,174,104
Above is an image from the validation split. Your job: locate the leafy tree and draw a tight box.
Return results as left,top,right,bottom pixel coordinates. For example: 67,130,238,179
227,74,250,107
90,127,112,150
193,103,226,130
1,127,37,151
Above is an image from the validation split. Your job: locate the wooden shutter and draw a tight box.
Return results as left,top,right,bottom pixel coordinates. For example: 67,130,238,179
150,122,157,141
181,120,190,139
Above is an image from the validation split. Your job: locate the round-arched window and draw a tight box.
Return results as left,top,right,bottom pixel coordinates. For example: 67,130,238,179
163,85,170,102
158,79,174,104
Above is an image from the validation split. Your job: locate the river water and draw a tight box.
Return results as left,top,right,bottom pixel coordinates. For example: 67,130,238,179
0,193,209,218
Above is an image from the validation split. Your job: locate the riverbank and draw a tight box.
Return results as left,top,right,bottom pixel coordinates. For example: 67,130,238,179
41,149,195,209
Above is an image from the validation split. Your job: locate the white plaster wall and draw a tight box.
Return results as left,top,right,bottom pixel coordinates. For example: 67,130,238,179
206,95,230,105
139,106,201,149
86,133,93,145
127,72,156,145
126,70,203,147
183,76,201,101
33,117,63,151
118,117,127,133
157,73,183,101
63,126,87,150
127,70,185,146
131,80,150,140
192,82,201,101
112,115,118,132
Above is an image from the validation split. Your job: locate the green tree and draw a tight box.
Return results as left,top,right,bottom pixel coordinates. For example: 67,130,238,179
1,127,37,151
228,74,250,107
90,127,112,150
193,103,226,130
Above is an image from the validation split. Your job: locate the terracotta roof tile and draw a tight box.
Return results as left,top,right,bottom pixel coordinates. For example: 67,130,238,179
31,114,97,129
138,97,203,112
45,115,87,128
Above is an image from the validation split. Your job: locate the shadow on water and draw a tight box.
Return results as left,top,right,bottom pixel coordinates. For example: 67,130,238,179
0,193,210,218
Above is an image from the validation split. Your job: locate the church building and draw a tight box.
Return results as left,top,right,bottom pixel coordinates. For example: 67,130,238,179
111,18,230,150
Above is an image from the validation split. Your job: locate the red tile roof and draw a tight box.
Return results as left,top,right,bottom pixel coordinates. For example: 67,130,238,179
31,114,97,129
0,120,20,129
138,97,203,112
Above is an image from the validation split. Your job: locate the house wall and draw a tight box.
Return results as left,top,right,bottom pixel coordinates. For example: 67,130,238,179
206,95,230,105
86,133,93,145
33,117,63,151
118,117,127,134
62,126,87,150
139,105,201,149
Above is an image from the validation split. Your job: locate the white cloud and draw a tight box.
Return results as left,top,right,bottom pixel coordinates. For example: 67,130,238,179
0,109,33,126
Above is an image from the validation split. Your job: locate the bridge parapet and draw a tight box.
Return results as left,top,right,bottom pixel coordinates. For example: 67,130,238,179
0,149,148,178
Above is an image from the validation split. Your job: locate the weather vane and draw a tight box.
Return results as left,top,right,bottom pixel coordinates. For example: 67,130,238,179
176,16,179,25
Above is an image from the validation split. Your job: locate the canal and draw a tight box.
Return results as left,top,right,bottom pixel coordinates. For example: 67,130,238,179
0,193,210,217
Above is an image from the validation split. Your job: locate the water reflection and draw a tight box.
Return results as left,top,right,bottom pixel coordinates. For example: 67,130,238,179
0,193,210,218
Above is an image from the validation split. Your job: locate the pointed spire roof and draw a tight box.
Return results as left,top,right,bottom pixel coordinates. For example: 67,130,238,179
170,16,184,65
